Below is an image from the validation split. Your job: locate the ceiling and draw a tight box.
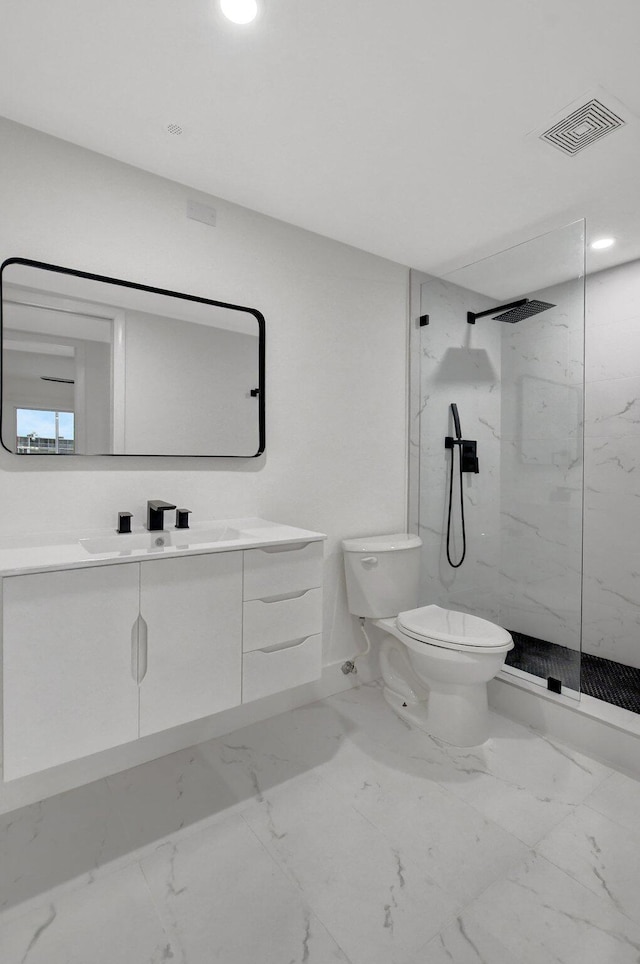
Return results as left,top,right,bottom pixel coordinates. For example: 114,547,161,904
1,0,639,281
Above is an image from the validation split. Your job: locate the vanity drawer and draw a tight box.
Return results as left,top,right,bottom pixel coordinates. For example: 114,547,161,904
243,587,322,653
242,634,322,702
243,541,323,600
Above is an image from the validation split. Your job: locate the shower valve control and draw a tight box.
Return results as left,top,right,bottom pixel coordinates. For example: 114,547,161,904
461,440,479,473
445,436,479,473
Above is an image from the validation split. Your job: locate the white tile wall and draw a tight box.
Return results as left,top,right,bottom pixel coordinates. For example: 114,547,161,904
411,274,502,615
584,260,640,668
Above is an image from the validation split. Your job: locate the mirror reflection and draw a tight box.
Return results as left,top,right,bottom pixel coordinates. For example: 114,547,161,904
0,260,265,456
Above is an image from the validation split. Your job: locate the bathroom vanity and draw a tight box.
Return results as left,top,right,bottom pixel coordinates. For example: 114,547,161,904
0,519,325,781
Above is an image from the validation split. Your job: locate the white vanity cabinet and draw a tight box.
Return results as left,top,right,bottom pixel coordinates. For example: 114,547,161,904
242,542,323,702
138,553,242,737
3,552,242,781
0,520,324,782
3,564,141,780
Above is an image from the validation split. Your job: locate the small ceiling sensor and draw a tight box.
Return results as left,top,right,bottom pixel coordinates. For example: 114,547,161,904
220,0,258,24
166,123,183,136
590,237,615,250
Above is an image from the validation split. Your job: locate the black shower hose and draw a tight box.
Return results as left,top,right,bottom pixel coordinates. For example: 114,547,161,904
446,442,466,568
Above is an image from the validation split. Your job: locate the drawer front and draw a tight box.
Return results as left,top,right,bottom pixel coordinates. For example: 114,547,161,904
242,634,322,703
243,541,323,600
243,587,322,653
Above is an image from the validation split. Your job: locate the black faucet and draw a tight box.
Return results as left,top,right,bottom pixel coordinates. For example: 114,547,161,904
147,500,177,531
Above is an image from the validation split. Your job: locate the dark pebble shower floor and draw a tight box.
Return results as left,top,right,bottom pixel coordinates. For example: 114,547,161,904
505,631,640,715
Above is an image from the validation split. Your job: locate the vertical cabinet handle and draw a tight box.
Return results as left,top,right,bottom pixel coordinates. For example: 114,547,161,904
138,615,148,683
131,616,139,682
130,614,149,683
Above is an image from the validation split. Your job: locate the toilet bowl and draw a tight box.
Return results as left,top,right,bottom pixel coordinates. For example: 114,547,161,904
376,605,513,746
342,533,513,747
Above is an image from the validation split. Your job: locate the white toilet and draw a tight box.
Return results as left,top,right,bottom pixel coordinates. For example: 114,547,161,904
342,533,513,746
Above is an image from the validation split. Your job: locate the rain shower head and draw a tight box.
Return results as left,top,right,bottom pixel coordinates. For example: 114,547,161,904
467,298,556,324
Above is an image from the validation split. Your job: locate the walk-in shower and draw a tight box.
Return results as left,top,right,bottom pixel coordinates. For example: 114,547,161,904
410,220,640,717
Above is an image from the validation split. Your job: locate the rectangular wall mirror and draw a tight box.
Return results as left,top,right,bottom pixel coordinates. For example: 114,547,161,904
0,259,265,457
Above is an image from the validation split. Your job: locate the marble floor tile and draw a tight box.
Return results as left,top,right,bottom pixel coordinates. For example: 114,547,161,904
435,711,612,844
241,768,460,964
270,683,471,785
459,851,640,964
0,863,175,964
584,768,640,836
536,804,640,924
0,779,129,913
141,811,350,964
3,682,637,964
406,915,516,964
196,716,312,806
108,717,309,854
347,770,530,903
107,744,240,853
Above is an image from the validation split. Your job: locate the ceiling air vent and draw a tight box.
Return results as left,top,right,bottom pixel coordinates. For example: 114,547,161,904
540,98,625,156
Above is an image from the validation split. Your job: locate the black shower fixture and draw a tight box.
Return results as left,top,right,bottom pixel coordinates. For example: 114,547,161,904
467,299,556,325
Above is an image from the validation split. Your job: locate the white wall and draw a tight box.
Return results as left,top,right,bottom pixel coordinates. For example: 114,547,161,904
584,260,640,669
0,116,408,809
123,310,258,455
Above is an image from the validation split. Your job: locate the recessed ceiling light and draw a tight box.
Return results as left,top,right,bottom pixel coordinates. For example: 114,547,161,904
220,0,258,24
590,237,615,250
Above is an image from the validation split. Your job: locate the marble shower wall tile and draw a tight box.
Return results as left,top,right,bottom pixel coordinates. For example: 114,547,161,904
586,375,640,438
416,273,501,618
586,312,640,382
582,594,640,669
499,277,584,650
582,260,640,667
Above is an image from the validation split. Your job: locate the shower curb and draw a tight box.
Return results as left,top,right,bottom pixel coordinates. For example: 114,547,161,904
489,673,640,779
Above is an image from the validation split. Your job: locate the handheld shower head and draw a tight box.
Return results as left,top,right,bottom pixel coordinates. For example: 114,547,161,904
450,402,462,440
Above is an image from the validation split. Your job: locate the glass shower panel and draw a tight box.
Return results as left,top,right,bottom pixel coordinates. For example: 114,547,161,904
415,221,585,698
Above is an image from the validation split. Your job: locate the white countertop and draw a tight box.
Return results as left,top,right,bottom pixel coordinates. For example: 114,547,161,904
0,518,326,577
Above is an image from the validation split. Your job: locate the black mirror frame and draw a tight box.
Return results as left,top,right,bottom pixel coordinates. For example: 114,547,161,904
0,257,265,458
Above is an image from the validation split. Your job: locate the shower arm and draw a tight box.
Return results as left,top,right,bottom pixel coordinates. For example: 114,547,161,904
467,299,527,324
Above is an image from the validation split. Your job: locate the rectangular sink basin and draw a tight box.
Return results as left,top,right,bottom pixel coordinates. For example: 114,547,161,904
80,526,243,555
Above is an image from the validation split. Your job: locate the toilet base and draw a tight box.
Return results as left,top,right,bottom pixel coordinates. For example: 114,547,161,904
383,682,489,747
382,685,431,731
377,632,492,747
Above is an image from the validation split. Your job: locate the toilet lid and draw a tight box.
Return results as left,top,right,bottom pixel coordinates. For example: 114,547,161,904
397,605,513,650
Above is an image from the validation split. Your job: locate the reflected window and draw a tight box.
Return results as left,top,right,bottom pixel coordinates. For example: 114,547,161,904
16,408,75,454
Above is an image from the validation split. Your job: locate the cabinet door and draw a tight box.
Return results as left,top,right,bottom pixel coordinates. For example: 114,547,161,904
138,552,242,737
3,564,140,781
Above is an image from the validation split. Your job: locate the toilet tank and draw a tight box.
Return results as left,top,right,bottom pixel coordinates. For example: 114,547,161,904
342,533,422,618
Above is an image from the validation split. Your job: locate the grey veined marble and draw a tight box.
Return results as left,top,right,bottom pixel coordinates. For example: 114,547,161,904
2,683,639,964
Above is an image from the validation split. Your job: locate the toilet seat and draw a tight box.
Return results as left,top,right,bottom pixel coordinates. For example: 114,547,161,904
397,604,513,653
